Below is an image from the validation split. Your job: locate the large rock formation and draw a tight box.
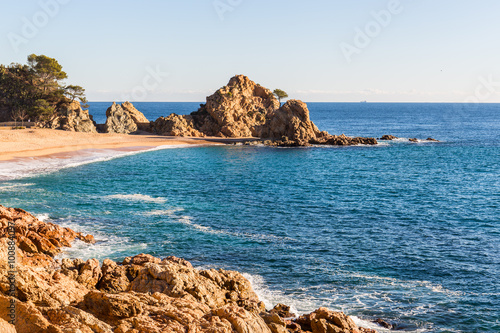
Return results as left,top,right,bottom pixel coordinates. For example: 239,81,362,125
150,75,377,146
46,101,98,133
192,75,280,137
104,102,149,134
0,205,377,333
260,100,324,146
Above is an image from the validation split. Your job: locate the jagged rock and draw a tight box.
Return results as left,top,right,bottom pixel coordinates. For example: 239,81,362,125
0,206,94,259
104,102,151,133
426,137,439,142
214,305,271,333
0,205,372,333
77,259,102,289
0,295,61,333
128,256,262,311
261,100,321,145
104,102,138,134
270,303,294,318
96,259,131,293
409,138,418,142
154,113,205,137
121,102,148,124
296,307,360,333
192,75,279,137
46,101,98,133
41,306,113,333
374,318,393,329
380,135,397,140
83,291,144,322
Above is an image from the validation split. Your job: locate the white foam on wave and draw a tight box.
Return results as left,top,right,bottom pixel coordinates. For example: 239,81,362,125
55,218,148,261
347,271,462,297
141,208,184,216
165,211,297,241
242,273,300,315
0,144,198,181
105,194,167,204
35,213,50,222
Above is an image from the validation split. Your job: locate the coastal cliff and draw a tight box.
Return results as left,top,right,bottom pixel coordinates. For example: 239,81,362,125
0,205,376,333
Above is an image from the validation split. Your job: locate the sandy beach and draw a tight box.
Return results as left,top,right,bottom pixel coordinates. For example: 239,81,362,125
0,128,222,162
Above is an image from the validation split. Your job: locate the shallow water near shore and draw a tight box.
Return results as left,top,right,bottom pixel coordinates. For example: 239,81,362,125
1,103,499,332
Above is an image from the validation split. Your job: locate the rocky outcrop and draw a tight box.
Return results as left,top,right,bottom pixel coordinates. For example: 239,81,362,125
47,101,98,133
154,113,205,137
260,100,322,145
261,100,377,147
185,76,376,146
192,75,279,137
0,205,376,332
104,102,139,134
121,102,148,124
380,135,398,140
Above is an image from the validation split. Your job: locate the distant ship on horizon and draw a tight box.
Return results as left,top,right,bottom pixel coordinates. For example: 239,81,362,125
360,100,367,103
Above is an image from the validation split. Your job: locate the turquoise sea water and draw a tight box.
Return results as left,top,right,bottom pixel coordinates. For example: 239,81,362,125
1,103,499,332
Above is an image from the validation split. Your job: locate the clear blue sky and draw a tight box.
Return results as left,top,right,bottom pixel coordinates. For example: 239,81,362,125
1,0,499,102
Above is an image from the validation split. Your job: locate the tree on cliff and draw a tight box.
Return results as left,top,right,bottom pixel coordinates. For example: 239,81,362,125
273,89,288,107
27,54,68,93
65,85,89,108
0,54,88,123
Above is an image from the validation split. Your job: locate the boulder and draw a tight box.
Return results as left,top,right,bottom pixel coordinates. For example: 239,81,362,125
296,307,360,333
154,113,205,137
104,102,138,134
121,102,148,124
261,100,321,145
380,135,397,140
47,101,97,133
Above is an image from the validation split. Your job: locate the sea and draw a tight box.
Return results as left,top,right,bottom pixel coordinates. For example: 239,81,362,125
1,102,499,333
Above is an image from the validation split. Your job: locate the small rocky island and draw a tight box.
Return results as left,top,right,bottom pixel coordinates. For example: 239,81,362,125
0,205,377,332
34,75,380,147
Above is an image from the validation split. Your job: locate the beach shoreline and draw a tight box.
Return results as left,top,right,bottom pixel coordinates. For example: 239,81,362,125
0,128,245,162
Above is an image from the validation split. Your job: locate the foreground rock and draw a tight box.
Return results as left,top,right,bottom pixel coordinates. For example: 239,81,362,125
46,100,98,133
0,205,376,332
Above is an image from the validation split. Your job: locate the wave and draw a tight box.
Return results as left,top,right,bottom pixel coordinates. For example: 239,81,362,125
0,183,36,191
163,211,297,241
242,272,300,315
0,144,197,181
34,213,50,222
141,208,184,216
105,194,167,204
54,218,149,261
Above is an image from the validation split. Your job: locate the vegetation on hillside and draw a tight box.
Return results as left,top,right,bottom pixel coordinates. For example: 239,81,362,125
0,54,88,123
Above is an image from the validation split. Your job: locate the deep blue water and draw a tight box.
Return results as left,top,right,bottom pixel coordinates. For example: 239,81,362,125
1,103,499,332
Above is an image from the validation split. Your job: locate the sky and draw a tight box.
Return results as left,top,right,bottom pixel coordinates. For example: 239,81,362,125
1,0,499,102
